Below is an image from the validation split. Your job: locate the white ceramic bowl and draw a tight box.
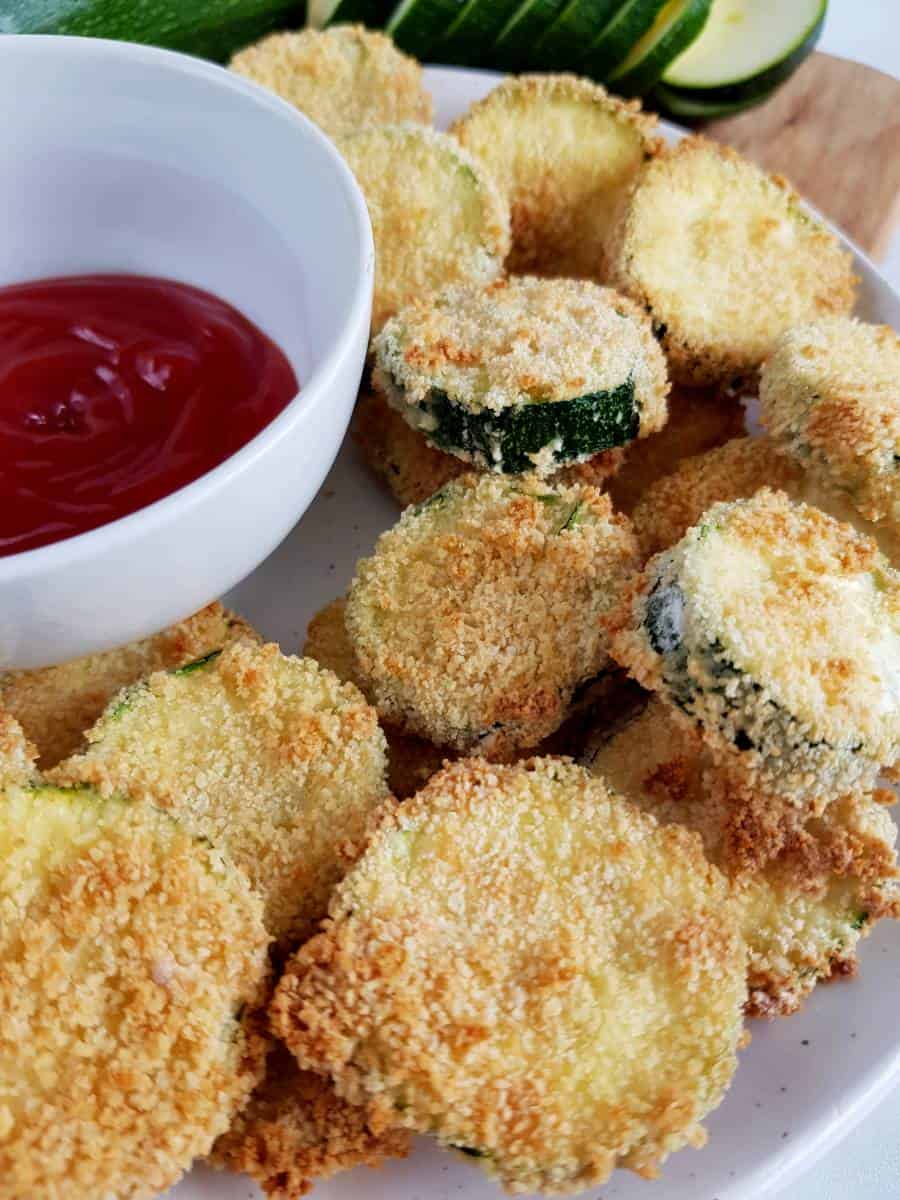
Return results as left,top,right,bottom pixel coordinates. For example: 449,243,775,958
0,35,373,670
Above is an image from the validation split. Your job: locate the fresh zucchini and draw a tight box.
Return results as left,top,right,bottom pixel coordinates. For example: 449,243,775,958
438,0,524,64
307,0,393,27
386,0,464,56
608,0,711,95
652,81,760,119
372,277,668,476
3,0,303,62
579,0,667,81
492,0,570,68
532,0,621,73
661,0,826,107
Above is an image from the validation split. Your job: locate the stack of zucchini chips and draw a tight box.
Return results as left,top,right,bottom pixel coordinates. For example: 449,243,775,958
3,19,899,1200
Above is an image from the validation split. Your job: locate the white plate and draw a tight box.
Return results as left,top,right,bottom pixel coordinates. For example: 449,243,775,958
173,66,900,1200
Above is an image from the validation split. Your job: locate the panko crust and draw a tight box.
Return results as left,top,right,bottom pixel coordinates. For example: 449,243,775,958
450,74,661,280
345,473,640,756
272,757,746,1195
354,388,625,509
0,784,270,1200
760,317,900,525
0,712,36,788
587,698,900,1017
608,384,746,516
210,1043,409,1199
373,276,668,431
229,25,432,138
605,137,857,386
50,640,389,947
611,490,900,806
338,124,510,335
0,602,256,769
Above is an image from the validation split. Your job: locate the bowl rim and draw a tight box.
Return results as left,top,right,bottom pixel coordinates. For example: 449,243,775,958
0,34,374,580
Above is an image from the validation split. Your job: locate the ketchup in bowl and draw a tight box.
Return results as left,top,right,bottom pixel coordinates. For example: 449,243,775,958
0,274,298,556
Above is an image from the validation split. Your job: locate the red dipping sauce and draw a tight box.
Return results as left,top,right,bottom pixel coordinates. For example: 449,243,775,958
0,274,298,556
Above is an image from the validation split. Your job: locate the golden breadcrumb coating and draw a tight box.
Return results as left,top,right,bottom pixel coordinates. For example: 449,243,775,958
346,473,640,757
0,603,256,770
760,317,900,525
210,1042,409,1199
50,640,389,947
608,384,746,515
338,124,510,335
0,712,36,788
0,783,270,1200
354,388,625,509
611,489,900,806
272,757,746,1195
630,435,900,564
605,137,857,385
372,278,668,475
449,74,661,280
229,25,431,139
587,698,900,1017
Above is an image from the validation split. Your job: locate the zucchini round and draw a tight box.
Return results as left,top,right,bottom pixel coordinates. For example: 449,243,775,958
532,0,621,72
438,0,524,63
662,0,826,106
609,0,712,96
579,0,667,81
652,81,762,119
372,277,668,475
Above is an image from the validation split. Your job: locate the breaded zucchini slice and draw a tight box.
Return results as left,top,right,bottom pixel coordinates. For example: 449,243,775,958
0,782,269,1199
606,137,857,385
345,473,639,756
354,388,626,508
0,711,36,788
449,74,661,280
229,26,431,139
271,757,746,1194
608,383,746,515
630,435,900,564
210,1043,410,1199
50,640,389,947
587,697,900,1017
0,602,255,769
372,277,668,476
760,317,900,525
338,124,510,334
612,489,900,806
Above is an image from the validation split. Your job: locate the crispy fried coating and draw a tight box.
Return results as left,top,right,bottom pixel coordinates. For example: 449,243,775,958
50,640,389,947
229,25,431,139
272,757,746,1194
338,124,510,335
608,384,746,515
0,711,36,788
611,489,900,806
760,317,900,526
354,388,625,509
210,1043,409,1199
0,602,255,770
0,783,270,1200
587,698,900,1017
450,74,661,280
606,137,857,385
346,473,640,757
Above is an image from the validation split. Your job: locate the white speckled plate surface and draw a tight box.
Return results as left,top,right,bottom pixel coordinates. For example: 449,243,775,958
171,66,900,1200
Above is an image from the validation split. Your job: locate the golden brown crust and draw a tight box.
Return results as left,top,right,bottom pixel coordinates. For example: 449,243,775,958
210,1043,409,1199
0,603,256,770
272,757,746,1194
346,473,640,756
50,640,389,947
587,698,900,1018
0,711,37,788
229,25,432,139
605,137,857,386
450,74,661,280
608,385,746,515
0,784,270,1199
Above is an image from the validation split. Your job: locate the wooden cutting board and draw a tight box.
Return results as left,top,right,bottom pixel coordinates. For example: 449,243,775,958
702,52,900,262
